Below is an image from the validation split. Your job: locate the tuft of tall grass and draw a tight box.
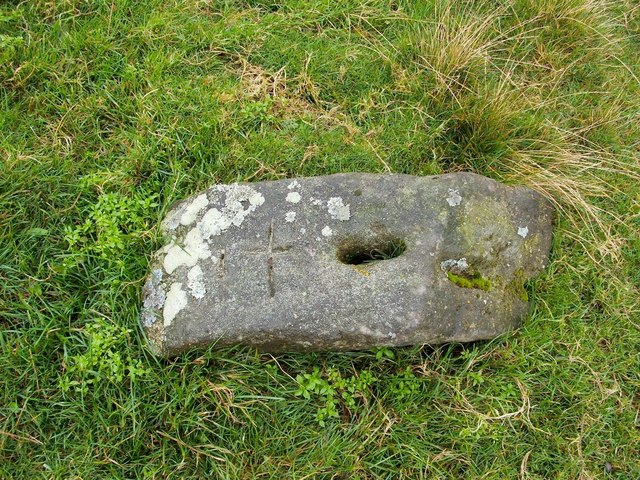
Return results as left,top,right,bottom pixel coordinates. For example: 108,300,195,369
390,0,640,262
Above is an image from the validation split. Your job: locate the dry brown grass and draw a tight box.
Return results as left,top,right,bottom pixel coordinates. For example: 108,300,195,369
395,1,639,262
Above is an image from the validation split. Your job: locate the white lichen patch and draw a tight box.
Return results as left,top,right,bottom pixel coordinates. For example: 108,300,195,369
163,282,187,327
163,228,211,274
141,269,166,327
199,207,229,236
287,180,300,190
162,184,264,274
285,211,296,223
180,193,209,226
162,204,186,232
286,191,301,203
310,197,323,207
321,226,333,237
221,184,265,226
446,188,462,207
141,310,158,328
142,276,165,311
300,228,306,234
327,197,350,221
517,226,529,238
187,265,206,299
249,191,265,206
358,325,385,338
151,268,163,285
440,257,468,272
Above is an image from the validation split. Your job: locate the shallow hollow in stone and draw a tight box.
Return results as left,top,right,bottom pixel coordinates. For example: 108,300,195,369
141,172,554,357
336,237,407,265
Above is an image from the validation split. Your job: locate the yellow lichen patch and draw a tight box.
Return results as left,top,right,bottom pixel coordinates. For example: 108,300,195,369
351,264,373,276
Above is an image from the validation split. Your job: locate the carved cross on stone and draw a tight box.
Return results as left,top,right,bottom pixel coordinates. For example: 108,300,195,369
245,219,294,298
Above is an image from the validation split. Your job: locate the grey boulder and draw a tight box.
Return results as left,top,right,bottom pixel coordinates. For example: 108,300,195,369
141,172,554,357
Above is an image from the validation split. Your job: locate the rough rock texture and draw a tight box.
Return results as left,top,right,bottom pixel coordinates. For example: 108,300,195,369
141,172,554,357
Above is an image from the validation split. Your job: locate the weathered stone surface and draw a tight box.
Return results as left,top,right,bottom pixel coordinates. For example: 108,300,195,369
141,172,554,357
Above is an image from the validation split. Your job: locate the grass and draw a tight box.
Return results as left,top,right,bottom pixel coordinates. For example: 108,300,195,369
1,0,639,478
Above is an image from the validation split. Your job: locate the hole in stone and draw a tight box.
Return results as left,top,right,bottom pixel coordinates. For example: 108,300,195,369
337,238,406,265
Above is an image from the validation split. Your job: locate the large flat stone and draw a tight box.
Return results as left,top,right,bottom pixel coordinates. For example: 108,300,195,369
141,172,554,357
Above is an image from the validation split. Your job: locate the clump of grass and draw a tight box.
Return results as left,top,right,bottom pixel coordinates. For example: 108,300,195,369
397,3,500,96
393,0,640,262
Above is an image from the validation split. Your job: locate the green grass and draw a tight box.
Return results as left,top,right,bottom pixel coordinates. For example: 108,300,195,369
1,0,639,478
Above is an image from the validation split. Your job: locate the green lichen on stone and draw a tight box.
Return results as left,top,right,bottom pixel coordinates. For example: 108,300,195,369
447,271,492,291
506,269,529,302
460,198,513,233
519,288,529,302
458,198,514,270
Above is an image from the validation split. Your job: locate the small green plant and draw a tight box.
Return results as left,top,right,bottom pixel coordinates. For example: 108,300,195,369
63,191,158,266
374,346,395,360
468,370,485,387
294,365,428,424
60,319,149,394
294,367,377,426
388,367,421,400
0,33,22,63
238,99,275,131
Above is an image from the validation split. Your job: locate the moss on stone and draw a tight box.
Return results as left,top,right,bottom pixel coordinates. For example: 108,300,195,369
505,269,530,302
447,271,492,291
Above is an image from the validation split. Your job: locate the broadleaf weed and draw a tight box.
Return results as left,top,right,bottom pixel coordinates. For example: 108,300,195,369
60,319,150,394
63,191,158,268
